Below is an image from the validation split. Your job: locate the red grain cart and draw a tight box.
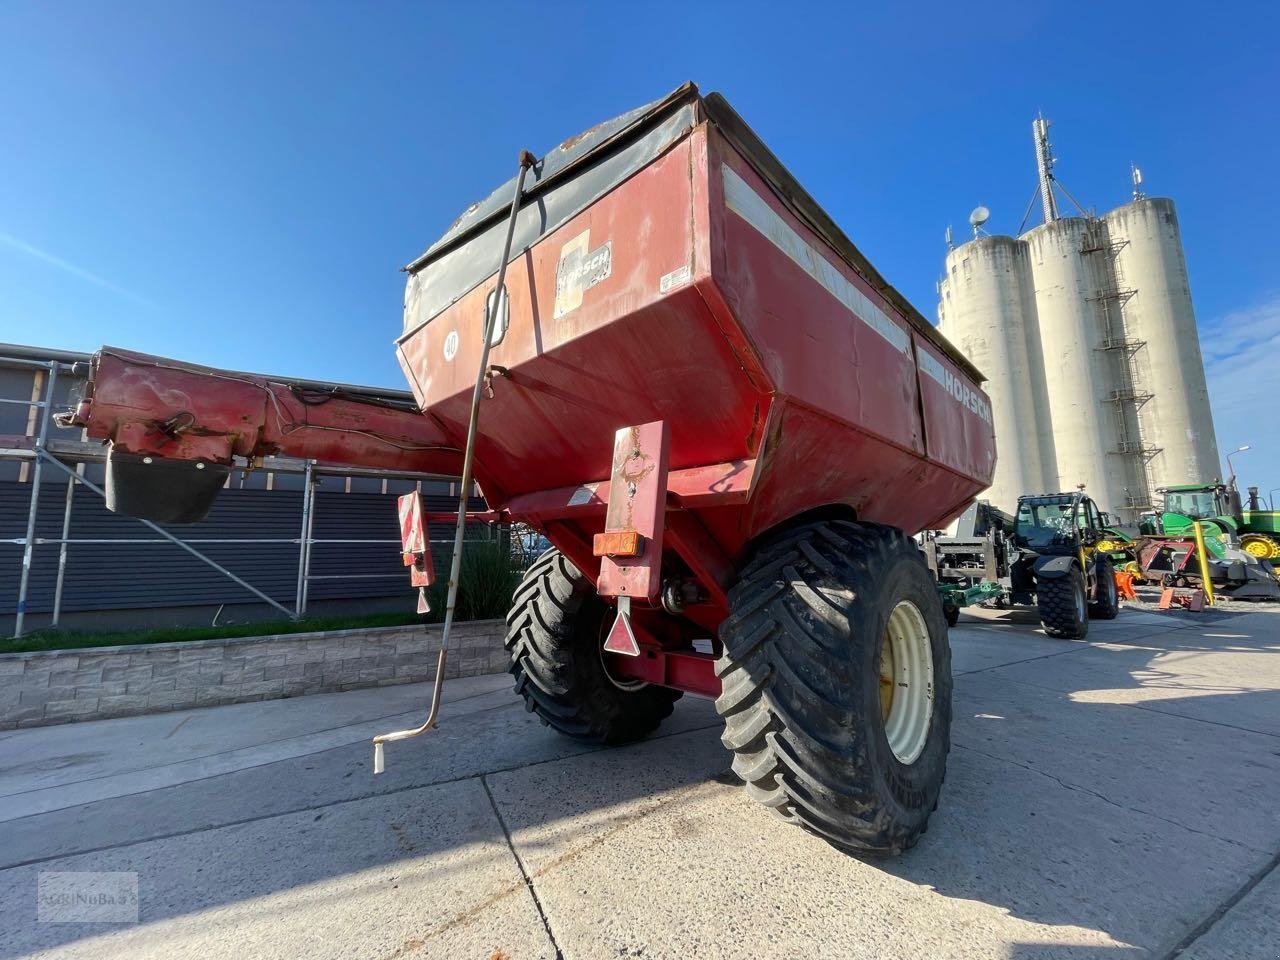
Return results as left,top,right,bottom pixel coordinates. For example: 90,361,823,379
66,84,994,853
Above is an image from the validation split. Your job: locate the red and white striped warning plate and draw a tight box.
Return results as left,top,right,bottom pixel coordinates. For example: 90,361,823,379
398,492,427,554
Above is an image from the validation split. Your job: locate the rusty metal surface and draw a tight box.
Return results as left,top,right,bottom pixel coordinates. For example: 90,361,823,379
401,86,702,333
597,421,669,602
72,348,462,476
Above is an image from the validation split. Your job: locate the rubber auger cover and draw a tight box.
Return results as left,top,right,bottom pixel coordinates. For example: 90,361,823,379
714,520,952,854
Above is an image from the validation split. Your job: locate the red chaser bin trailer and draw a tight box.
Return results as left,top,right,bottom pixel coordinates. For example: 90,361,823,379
64,84,995,854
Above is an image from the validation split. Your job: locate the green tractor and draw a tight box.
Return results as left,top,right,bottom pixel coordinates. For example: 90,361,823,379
1010,491,1119,639
1142,481,1280,565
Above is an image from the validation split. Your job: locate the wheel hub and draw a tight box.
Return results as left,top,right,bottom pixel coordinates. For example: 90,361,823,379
878,600,935,765
1242,535,1280,561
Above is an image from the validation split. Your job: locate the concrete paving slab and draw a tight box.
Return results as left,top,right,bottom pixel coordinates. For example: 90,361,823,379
948,621,1083,675
0,778,553,960
1178,855,1280,960
1098,609,1280,653
0,674,516,820
954,671,1280,851
488,730,1262,959
0,692,720,870
978,628,1280,738
1,604,1277,959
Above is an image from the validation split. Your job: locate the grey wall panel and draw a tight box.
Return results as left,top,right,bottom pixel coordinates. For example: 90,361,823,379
0,484,487,616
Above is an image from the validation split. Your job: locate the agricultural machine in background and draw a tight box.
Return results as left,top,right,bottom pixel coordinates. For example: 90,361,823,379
1142,481,1280,565
1132,481,1280,599
1009,491,1119,639
60,84,996,854
924,492,1120,636
922,501,1012,625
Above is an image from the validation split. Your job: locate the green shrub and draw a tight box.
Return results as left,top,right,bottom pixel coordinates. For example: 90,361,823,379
424,539,522,622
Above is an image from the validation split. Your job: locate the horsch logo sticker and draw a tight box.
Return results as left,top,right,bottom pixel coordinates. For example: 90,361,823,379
554,229,612,319
917,349,992,424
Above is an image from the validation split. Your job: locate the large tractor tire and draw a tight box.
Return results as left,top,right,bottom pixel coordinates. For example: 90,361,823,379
505,549,679,743
714,519,952,855
1037,566,1089,639
1089,557,1120,620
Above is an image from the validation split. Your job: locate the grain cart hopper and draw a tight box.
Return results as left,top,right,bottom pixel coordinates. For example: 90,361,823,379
61,84,995,853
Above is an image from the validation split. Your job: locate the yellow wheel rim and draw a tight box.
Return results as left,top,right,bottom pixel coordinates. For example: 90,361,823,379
1241,535,1280,560
1123,560,1143,580
1096,539,1120,554
878,601,935,764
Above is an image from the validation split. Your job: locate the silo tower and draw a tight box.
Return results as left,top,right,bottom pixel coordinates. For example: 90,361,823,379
939,220,1055,511
936,116,1221,522
1104,194,1220,488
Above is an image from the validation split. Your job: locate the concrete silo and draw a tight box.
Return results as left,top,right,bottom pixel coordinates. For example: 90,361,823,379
936,116,1222,523
1104,197,1220,488
939,235,1055,510
1022,217,1131,514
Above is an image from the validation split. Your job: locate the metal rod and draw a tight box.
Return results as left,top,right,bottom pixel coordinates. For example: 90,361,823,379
0,397,46,407
50,468,77,626
0,355,77,372
13,538,305,546
33,451,295,621
1193,520,1216,607
300,539,401,545
6,536,477,547
14,364,58,638
298,465,318,620
294,459,314,619
373,148,535,773
305,573,403,581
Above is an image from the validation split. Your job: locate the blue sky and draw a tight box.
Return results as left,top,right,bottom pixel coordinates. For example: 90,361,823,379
2,1,1278,493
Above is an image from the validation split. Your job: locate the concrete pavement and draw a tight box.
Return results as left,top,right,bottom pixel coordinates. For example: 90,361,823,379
1,601,1278,959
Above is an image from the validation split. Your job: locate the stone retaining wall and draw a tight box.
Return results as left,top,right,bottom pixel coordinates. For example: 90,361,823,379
0,619,507,730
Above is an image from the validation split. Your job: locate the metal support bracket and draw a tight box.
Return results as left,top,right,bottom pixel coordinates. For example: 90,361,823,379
596,420,669,601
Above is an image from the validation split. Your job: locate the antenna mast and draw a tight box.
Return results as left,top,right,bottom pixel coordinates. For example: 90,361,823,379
1033,115,1059,223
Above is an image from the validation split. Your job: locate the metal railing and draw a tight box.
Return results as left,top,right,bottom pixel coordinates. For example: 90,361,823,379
1,353,485,639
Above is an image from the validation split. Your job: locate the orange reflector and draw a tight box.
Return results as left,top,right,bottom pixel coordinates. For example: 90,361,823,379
593,530,643,558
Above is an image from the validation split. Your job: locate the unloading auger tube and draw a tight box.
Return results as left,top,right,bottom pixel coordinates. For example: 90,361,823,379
372,149,536,774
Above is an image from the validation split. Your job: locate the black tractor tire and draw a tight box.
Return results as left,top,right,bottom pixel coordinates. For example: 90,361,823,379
1037,566,1089,639
505,549,679,743
1089,557,1120,620
714,519,952,856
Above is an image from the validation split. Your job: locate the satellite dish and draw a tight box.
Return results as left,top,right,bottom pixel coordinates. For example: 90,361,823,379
969,206,991,229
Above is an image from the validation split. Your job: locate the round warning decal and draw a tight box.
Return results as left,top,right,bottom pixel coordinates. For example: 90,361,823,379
443,330,459,362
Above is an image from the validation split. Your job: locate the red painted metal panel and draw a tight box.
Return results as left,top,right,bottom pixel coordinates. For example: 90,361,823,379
912,333,997,489
710,136,924,461
598,421,669,601
606,648,720,699
395,136,761,505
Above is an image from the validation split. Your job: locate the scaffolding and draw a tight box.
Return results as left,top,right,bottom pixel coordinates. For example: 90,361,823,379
1,351,484,639
1082,222,1159,519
